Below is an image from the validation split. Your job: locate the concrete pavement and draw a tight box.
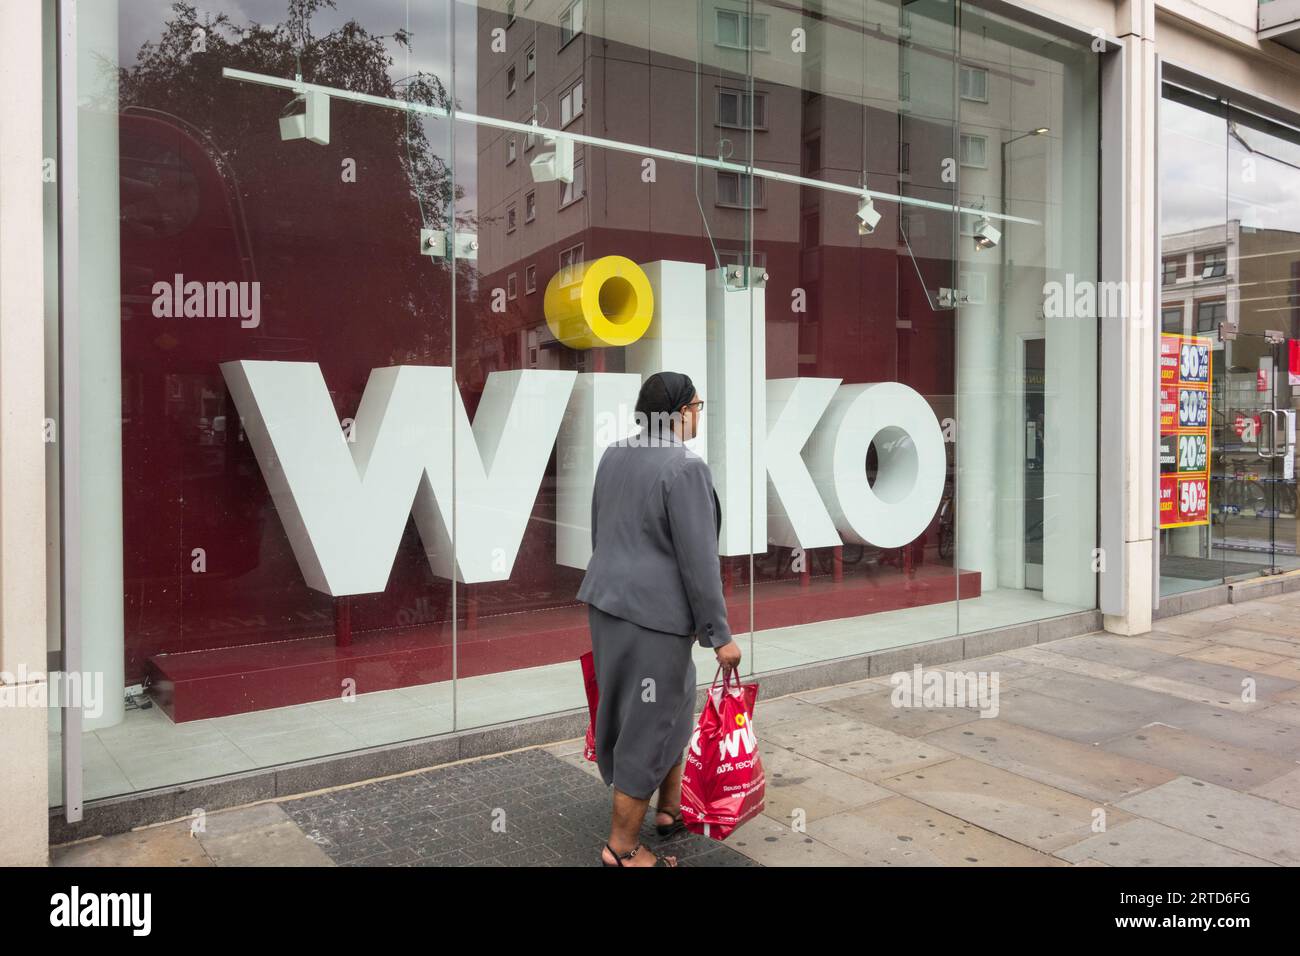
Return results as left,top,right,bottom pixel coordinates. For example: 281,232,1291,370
52,591,1300,866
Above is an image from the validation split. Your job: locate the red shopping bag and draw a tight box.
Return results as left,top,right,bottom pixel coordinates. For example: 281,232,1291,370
680,667,765,840
580,651,598,762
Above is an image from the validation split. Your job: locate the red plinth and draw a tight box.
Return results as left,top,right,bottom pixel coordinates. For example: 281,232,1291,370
147,564,980,722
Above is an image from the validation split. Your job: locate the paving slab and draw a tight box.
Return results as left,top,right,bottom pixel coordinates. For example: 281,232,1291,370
1214,622,1300,651
1099,723,1297,791
199,820,336,866
53,820,213,867
923,719,1177,804
758,741,893,823
1183,644,1292,672
1248,767,1300,810
725,813,858,866
1142,656,1297,702
1117,633,1216,656
1006,648,1143,685
878,757,1134,854
806,795,1065,867
794,679,893,705
1039,634,1185,672
992,685,1178,746
818,687,987,737
1055,818,1275,867
1115,776,1300,866
1156,699,1300,759
762,712,958,781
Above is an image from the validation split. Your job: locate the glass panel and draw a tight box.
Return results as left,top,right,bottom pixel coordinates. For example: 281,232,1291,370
63,0,458,802
1226,103,1300,573
956,5,1101,632
1159,85,1230,593
746,0,961,667
448,0,764,729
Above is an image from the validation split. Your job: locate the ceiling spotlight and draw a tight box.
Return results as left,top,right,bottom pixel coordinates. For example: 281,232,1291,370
530,134,575,184
973,215,1000,251
856,194,882,235
279,89,330,145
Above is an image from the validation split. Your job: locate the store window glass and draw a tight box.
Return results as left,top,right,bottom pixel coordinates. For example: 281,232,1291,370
50,0,1101,803
1159,82,1300,595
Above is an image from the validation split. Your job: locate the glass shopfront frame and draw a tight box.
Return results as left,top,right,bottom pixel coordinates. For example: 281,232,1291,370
46,0,1104,810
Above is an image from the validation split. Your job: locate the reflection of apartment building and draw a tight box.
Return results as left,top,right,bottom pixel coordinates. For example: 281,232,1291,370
475,0,968,391
1161,220,1300,377
1160,220,1239,345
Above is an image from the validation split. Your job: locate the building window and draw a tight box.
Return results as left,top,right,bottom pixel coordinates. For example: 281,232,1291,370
960,133,987,168
959,66,988,102
716,9,768,50
525,190,536,222
1162,256,1180,285
559,243,585,283
718,88,767,129
899,71,910,102
525,44,536,78
507,272,518,299
802,136,821,176
899,141,910,174
1196,299,1226,333
560,158,585,206
1162,306,1185,331
718,249,768,270
561,79,584,126
507,137,517,165
560,0,583,47
525,264,537,293
506,65,517,97
507,204,517,232
716,170,764,208
524,108,538,151
1197,247,1227,279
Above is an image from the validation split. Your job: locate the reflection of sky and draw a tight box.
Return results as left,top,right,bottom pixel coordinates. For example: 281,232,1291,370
120,0,478,206
1162,95,1300,238
1161,97,1227,236
1229,122,1300,232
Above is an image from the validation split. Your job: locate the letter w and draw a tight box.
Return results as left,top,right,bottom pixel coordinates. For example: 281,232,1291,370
221,361,576,593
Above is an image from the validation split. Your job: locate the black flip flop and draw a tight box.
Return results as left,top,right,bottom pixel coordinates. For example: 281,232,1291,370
601,842,677,866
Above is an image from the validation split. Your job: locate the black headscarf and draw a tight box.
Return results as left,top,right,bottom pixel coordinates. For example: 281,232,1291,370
635,371,696,419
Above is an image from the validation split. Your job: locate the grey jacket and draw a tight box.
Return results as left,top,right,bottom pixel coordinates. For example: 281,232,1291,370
577,431,733,648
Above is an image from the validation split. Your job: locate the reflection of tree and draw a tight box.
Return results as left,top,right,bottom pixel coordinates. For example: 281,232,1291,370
114,0,494,368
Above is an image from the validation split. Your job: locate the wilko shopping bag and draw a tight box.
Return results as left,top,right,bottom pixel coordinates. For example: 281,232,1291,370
680,667,765,840
580,651,599,762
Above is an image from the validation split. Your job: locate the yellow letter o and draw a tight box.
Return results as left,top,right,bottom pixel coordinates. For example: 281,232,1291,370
543,255,654,350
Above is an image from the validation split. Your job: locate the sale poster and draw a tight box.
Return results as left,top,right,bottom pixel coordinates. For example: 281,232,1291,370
1159,333,1212,529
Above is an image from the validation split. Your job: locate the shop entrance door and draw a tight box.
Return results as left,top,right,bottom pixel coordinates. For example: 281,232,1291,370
1216,329,1298,574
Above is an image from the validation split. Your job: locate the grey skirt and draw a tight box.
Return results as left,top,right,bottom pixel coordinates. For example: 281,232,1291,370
588,604,697,800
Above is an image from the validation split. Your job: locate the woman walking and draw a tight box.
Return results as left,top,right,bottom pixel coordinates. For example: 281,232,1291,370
578,371,741,868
